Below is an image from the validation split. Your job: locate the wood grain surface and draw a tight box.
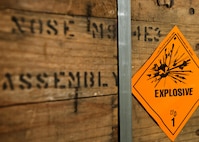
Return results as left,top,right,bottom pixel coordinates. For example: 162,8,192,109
132,0,199,141
0,1,118,142
0,0,199,142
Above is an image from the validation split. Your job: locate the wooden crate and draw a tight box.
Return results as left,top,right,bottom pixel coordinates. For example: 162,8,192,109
132,0,199,141
0,0,199,142
0,0,118,142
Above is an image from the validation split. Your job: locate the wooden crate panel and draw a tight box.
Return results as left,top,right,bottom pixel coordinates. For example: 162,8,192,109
132,1,199,141
132,21,199,75
132,97,199,142
0,0,116,18
1,0,199,142
0,95,118,142
0,9,118,107
0,2,118,142
132,0,199,24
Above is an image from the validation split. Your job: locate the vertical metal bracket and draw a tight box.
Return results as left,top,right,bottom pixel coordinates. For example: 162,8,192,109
118,0,132,141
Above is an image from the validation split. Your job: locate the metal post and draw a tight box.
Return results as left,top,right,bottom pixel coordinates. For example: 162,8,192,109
118,0,132,141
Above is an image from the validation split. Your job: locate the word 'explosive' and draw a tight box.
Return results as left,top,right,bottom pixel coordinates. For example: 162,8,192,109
155,88,193,97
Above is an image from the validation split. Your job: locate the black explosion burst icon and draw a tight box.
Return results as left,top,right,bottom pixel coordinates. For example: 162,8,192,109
147,43,192,87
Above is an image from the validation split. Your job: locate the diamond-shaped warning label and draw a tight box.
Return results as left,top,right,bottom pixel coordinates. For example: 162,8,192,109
132,26,199,141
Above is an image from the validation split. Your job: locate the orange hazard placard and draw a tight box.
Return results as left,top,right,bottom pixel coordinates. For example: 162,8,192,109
132,26,199,141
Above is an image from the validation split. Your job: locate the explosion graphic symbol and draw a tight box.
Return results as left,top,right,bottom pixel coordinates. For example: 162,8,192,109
147,42,192,87
132,26,199,141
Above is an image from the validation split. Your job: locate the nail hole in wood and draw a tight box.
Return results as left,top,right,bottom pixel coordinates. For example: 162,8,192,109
195,43,199,50
189,8,195,15
196,129,199,136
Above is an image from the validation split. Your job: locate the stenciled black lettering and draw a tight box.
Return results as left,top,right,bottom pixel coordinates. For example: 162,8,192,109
107,24,117,39
132,26,141,41
11,16,25,33
68,72,80,88
92,23,103,38
137,26,141,40
2,71,113,91
90,72,94,87
63,21,69,35
47,20,58,35
84,72,88,88
54,72,59,88
154,27,161,42
112,72,118,86
30,19,35,34
54,72,66,89
133,26,160,42
144,26,149,42
19,73,32,89
36,73,48,89
98,72,101,87
10,16,79,38
86,3,92,32
59,72,66,88
30,19,43,34
2,73,14,90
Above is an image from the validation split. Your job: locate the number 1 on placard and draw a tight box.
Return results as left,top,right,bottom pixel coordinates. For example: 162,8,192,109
171,118,175,127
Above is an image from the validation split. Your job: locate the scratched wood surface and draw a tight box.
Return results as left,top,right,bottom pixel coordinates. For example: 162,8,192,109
0,1,118,142
0,95,117,142
0,0,117,18
0,0,199,142
132,0,199,141
0,9,118,106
